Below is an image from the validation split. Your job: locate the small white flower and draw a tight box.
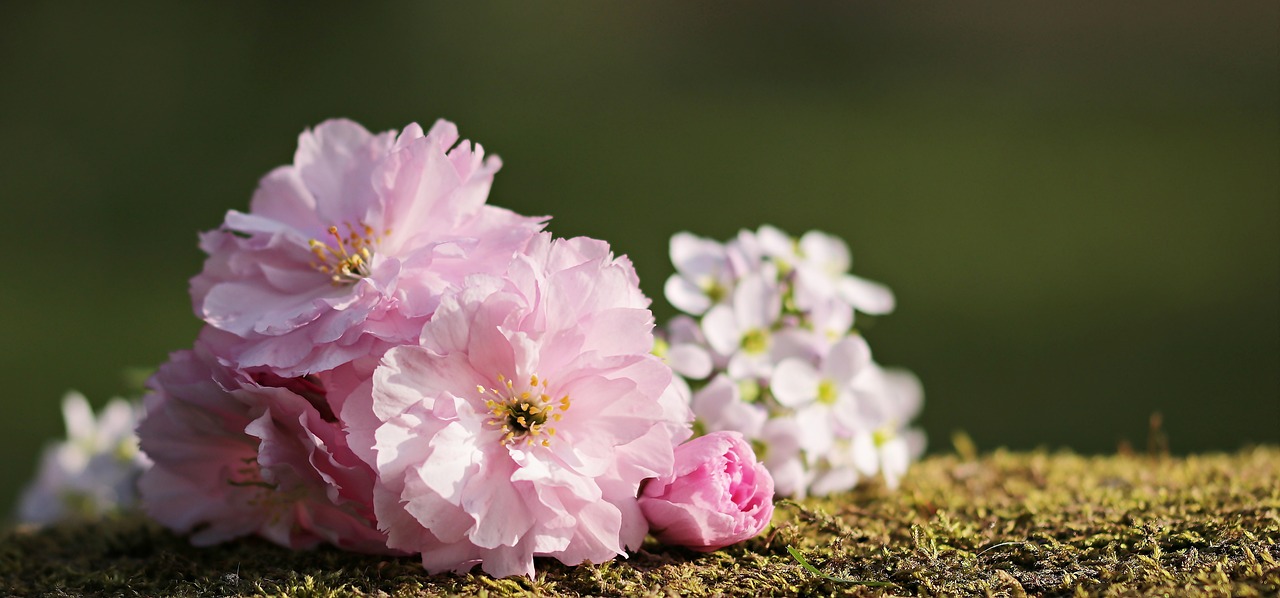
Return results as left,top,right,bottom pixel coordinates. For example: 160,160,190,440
802,295,855,348
18,392,151,525
771,335,873,457
663,226,923,498
757,417,809,498
760,225,897,317
852,363,925,427
701,272,783,379
691,374,768,437
850,365,926,489
771,336,871,411
873,429,918,490
807,433,879,497
664,232,737,315
656,315,714,380
836,274,897,317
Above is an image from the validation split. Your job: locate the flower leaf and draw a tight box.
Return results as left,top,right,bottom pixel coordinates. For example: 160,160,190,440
786,546,895,587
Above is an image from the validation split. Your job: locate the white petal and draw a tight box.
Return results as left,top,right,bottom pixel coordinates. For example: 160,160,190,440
809,298,854,340
793,265,839,308
883,368,925,422
761,416,803,457
667,343,712,379
733,274,781,330
701,304,742,356
60,392,95,442
771,358,820,407
664,275,712,315
691,376,766,437
851,433,879,476
669,232,725,278
799,230,850,274
665,314,705,345
839,275,896,315
767,456,808,500
825,335,872,385
809,463,857,497
756,225,795,259
794,406,834,456
878,438,911,489
727,351,773,380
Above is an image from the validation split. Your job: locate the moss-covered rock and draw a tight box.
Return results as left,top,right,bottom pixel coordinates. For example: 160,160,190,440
3,448,1277,597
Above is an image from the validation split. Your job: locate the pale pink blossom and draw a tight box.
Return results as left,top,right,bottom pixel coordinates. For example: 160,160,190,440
136,344,391,553
358,234,691,578
191,119,544,377
639,431,774,551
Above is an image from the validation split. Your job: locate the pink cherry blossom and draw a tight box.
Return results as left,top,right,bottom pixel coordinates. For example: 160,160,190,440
358,233,691,578
191,119,545,377
639,431,774,552
136,343,391,553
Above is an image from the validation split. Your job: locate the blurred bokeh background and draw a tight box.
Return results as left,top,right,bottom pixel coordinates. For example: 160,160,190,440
1,2,1276,516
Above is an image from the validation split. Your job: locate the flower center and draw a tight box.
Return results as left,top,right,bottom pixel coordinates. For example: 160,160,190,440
226,456,310,523
741,328,770,354
479,373,570,447
873,427,893,448
227,456,276,492
308,223,385,286
701,278,727,304
817,380,838,405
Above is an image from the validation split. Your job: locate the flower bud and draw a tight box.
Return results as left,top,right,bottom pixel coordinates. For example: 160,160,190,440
639,431,774,551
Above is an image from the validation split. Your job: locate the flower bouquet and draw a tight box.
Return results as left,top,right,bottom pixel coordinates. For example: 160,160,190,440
19,119,922,578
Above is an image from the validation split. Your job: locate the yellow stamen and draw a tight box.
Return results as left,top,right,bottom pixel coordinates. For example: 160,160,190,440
308,221,385,286
481,372,571,448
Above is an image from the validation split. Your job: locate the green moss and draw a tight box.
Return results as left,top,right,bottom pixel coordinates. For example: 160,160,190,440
3,448,1277,597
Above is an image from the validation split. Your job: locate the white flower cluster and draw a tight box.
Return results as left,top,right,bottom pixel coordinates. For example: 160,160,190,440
17,392,150,525
658,226,924,498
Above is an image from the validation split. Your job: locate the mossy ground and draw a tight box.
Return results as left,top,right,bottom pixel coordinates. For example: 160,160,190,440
3,447,1277,597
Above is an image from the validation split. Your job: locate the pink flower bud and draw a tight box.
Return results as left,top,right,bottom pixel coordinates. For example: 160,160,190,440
639,431,774,552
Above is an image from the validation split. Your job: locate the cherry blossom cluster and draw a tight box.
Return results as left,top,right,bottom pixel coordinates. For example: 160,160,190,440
121,119,769,578
658,227,925,498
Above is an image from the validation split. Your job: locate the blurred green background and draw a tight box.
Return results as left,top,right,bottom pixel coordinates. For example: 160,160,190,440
2,2,1276,517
